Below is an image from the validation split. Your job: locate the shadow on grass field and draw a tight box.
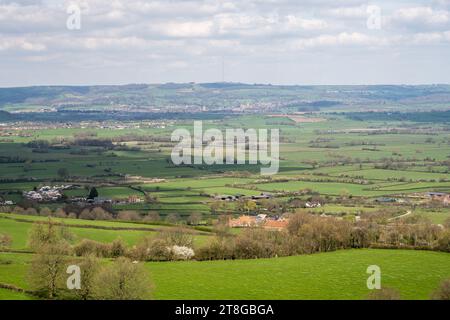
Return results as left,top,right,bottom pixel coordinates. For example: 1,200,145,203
1,249,448,300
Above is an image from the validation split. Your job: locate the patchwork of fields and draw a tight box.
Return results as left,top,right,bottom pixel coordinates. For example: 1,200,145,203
0,113,450,300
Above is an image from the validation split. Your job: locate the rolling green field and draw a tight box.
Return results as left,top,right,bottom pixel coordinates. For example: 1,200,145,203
0,213,212,250
1,111,450,300
1,114,450,219
0,249,449,300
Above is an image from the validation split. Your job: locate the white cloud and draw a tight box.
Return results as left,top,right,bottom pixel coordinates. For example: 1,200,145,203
1,0,450,85
393,6,449,26
0,38,47,51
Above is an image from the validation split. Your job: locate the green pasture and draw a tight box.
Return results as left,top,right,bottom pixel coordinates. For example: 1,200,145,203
1,249,449,300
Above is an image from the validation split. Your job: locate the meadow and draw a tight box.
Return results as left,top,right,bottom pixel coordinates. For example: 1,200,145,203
0,249,449,300
1,113,450,300
0,213,212,250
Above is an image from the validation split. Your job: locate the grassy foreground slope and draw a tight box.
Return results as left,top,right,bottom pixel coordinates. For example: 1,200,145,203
0,249,449,300
148,249,450,300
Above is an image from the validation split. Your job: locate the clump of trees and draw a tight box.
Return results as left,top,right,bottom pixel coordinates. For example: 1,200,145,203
117,210,141,221
73,238,127,258
196,213,358,260
79,207,113,220
129,228,195,262
26,221,151,300
196,212,450,261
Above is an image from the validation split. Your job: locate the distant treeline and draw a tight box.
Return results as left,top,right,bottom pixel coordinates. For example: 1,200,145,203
345,110,450,123
0,110,230,122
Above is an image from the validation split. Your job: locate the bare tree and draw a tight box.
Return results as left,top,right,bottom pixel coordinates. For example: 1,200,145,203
75,255,100,300
93,257,152,300
28,243,70,299
187,212,202,225
27,219,73,252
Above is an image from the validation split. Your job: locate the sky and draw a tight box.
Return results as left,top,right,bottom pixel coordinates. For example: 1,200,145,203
1,0,450,86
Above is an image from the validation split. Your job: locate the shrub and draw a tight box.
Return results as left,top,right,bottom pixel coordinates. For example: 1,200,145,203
24,207,38,216
143,211,160,222
79,207,112,221
110,238,127,258
12,207,24,215
67,212,77,219
436,231,450,253
196,239,233,261
0,234,12,249
93,257,152,300
431,278,450,300
91,207,113,220
53,208,67,218
233,235,267,259
27,220,73,252
39,207,53,217
168,245,195,260
73,239,112,258
28,243,70,299
131,237,171,261
165,213,180,224
117,211,141,221
79,209,95,220
159,228,194,247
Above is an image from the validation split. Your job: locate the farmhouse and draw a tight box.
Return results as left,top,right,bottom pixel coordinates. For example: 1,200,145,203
374,197,397,203
128,195,143,203
305,201,321,208
251,193,273,200
427,192,450,206
213,194,246,201
263,219,289,231
228,215,257,228
87,197,113,205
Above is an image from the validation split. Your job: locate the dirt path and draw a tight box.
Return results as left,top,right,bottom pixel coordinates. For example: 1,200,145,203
388,210,412,221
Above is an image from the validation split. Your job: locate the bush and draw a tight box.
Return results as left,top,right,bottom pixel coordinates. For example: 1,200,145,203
79,209,95,220
143,211,160,222
27,221,73,252
73,239,112,258
168,245,195,260
436,231,450,253
131,237,171,261
231,228,291,260
24,207,38,216
431,279,450,300
117,211,141,221
110,238,127,258
28,243,70,299
53,208,67,218
0,234,12,249
196,239,233,261
39,207,53,217
79,207,113,220
159,228,194,247
93,257,152,300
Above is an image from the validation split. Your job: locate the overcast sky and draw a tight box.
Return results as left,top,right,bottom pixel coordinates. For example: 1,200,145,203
1,0,450,86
